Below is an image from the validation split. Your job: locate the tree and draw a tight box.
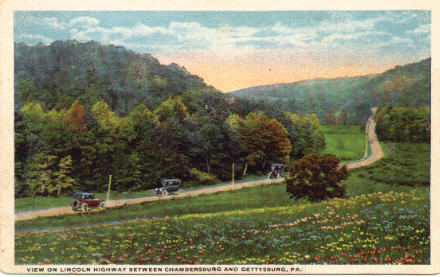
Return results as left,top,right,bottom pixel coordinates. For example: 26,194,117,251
23,151,57,196
279,112,325,159
16,78,39,106
154,96,189,122
51,155,75,196
227,112,291,174
286,153,349,202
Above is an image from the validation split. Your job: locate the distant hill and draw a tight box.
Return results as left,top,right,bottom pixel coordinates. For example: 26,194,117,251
231,58,430,124
14,40,211,114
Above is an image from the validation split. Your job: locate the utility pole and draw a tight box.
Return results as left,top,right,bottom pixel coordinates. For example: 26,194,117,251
232,163,235,185
105,175,112,207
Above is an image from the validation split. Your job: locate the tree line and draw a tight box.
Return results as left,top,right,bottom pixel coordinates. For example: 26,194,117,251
15,90,325,197
375,106,430,143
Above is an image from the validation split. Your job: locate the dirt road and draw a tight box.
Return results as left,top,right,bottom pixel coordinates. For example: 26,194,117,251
15,108,383,222
344,107,384,169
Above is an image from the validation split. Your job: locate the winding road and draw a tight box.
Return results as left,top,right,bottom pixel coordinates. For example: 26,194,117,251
344,107,384,169
15,108,383,222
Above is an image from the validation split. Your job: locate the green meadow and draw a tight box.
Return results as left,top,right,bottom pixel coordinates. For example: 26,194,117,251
321,124,366,162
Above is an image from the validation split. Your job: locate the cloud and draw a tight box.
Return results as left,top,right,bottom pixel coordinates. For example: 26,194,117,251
30,16,100,30
406,24,430,34
42,17,64,29
16,34,52,44
321,31,390,43
67,16,100,29
16,12,429,64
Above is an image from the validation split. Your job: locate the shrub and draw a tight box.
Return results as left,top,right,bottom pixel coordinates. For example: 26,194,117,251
286,153,349,201
189,168,219,186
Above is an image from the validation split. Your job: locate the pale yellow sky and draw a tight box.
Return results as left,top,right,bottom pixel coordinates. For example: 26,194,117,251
158,50,408,92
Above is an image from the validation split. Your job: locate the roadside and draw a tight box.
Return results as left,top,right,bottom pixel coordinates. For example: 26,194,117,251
15,177,284,222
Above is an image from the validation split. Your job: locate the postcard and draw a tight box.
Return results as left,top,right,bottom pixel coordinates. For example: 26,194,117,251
0,0,439,274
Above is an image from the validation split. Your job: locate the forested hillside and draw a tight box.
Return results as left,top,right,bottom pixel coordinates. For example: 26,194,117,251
231,58,431,124
15,40,208,114
14,40,326,197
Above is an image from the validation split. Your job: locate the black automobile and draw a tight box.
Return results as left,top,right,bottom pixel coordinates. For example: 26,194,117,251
70,191,105,211
154,179,182,196
268,163,285,179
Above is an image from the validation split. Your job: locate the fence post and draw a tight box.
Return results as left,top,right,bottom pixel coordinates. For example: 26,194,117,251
105,175,112,207
232,163,235,185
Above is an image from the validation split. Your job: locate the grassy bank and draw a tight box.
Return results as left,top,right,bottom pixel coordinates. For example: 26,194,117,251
345,142,429,196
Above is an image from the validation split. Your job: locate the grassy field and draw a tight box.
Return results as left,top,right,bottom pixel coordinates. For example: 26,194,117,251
16,188,429,265
321,124,366,162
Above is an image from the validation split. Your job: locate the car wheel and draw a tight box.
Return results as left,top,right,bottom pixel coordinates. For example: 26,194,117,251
178,189,182,194
100,202,105,209
72,200,79,211
163,190,169,196
81,203,89,212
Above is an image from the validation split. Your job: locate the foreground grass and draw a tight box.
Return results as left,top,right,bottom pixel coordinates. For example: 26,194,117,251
321,124,365,162
16,188,429,265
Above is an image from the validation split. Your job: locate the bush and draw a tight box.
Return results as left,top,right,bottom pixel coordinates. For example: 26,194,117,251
286,153,349,202
189,168,219,186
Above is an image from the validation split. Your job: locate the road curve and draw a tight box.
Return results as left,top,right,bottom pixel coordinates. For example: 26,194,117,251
15,108,384,222
344,107,384,170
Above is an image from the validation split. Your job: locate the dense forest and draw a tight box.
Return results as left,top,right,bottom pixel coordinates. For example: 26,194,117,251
231,58,431,124
14,40,325,197
15,40,208,114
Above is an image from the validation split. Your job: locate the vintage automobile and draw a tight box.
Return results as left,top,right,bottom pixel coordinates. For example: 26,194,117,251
268,163,285,179
154,179,182,196
71,192,105,211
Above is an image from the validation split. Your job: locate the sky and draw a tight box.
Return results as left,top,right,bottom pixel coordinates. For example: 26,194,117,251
14,11,430,92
